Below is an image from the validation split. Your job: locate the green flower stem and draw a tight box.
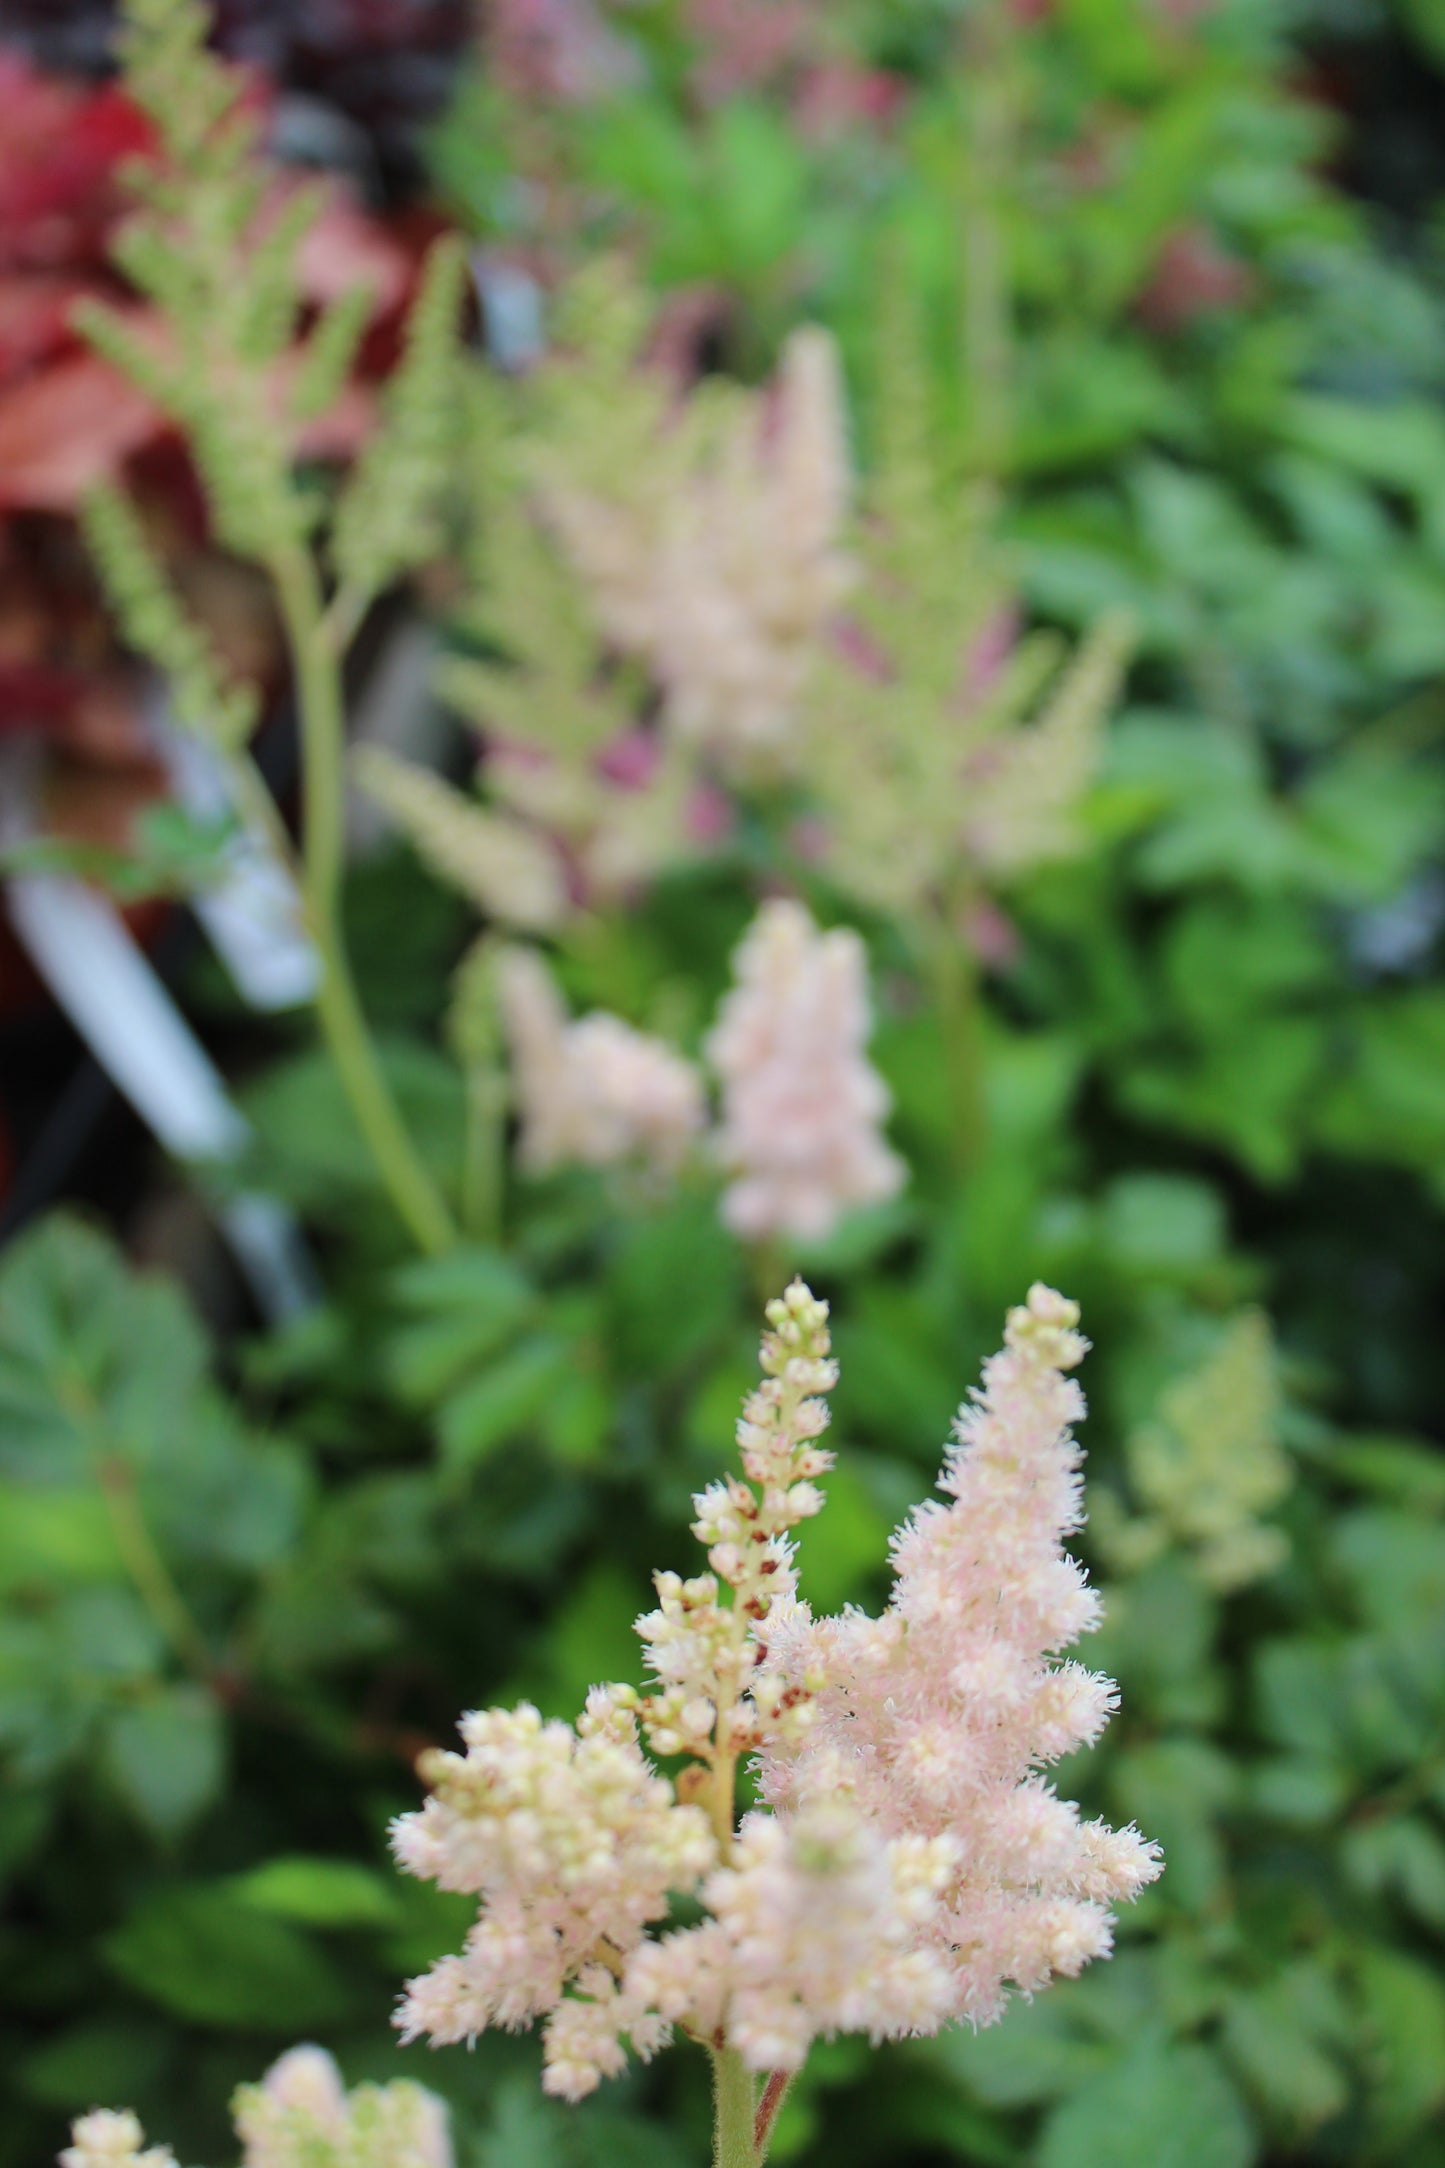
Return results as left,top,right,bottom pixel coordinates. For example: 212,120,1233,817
930,898,987,1177
461,1062,507,1243
959,0,1017,482
711,2047,760,2168
272,546,457,1256
750,1237,786,1310
96,1453,217,1689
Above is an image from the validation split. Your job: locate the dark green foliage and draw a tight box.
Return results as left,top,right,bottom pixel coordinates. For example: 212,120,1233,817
8,3,1445,2165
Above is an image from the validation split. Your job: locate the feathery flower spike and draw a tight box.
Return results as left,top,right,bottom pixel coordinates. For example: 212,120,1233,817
497,946,706,1179
60,2048,453,2168
232,2044,452,2168
59,2114,176,2168
393,1281,1159,2115
707,898,903,1242
545,327,851,770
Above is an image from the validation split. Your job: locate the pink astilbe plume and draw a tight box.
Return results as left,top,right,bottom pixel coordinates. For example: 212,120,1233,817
484,0,637,104
684,0,818,101
392,1282,1159,2111
545,328,851,770
498,945,706,1179
232,2047,452,2168
61,2048,452,2168
59,2116,176,2168
757,1284,1162,2023
706,898,903,1243
393,1691,716,2095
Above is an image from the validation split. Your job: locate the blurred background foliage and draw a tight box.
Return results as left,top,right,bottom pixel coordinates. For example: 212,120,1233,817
2,2,1445,2166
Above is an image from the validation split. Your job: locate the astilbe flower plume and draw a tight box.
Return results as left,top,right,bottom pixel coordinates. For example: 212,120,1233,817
61,2048,451,2168
484,0,636,105
394,1279,1160,2123
757,1285,1162,2022
683,0,821,101
706,898,903,1242
544,328,851,769
1098,1308,1291,1591
498,944,706,1179
60,2114,175,2168
392,1689,717,2092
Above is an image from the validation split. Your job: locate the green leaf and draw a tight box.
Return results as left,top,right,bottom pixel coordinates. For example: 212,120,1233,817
0,1784,52,1887
233,1855,404,1928
1332,1509,1445,1635
542,1364,614,1467
1100,1174,1226,1276
20,2019,171,2112
1038,2041,1256,2168
1254,1639,1346,1760
381,1876,476,1977
1091,1560,1220,1728
1248,1757,1349,1828
1354,1947,1445,2140
0,1491,120,1594
1118,1019,1325,1183
1342,1816,1445,1932
388,1247,537,1403
932,1994,1110,2108
244,1039,466,1217
605,1195,744,1378
1221,1970,1349,2129
519,1563,644,1721
106,1884,360,2029
60,1587,166,1681
0,1215,302,1590
103,1684,225,1841
1281,395,1445,498
1402,0,1445,64
439,1333,569,1474
1314,993,1445,1182
1109,1739,1236,1916
1328,1436,1445,1509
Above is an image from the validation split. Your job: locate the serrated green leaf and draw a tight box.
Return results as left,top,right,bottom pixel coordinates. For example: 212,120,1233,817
439,1334,569,1474
1355,1947,1445,2138
387,1247,537,1403
20,2019,171,2113
106,1885,360,2030
1038,2042,1256,2168
1221,1971,1349,2129
103,1684,225,1840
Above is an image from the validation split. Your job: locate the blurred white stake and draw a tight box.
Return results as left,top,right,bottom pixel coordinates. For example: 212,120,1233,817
5,869,317,1325
150,704,320,1012
472,253,545,372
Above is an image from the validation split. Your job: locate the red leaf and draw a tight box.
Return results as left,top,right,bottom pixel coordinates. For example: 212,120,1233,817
0,352,161,511
0,274,93,387
0,58,153,275
0,660,90,735
295,190,412,316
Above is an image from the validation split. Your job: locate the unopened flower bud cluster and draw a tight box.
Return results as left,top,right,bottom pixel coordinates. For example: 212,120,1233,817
637,1279,837,1764
705,899,904,1242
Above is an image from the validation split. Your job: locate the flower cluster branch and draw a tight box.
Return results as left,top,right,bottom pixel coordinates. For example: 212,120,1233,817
390,1281,1161,2105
